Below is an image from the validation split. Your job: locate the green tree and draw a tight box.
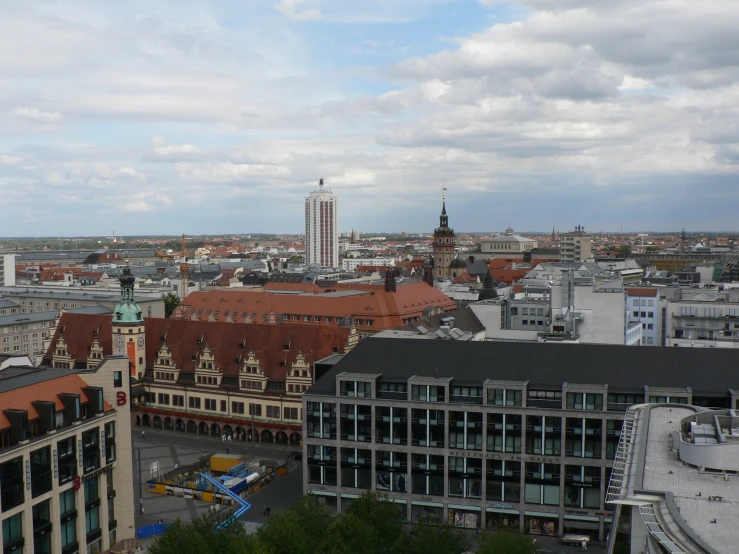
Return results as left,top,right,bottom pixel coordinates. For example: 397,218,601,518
478,530,536,554
257,496,332,554
148,512,259,554
164,292,181,318
394,516,468,554
617,244,632,257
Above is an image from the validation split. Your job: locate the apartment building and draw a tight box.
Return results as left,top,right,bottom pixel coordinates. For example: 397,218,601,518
0,356,134,554
660,288,739,348
559,227,593,263
0,311,57,360
302,338,739,541
0,254,16,287
625,288,660,345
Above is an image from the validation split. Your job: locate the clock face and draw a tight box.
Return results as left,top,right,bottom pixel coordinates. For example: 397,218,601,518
113,335,124,355
137,336,145,348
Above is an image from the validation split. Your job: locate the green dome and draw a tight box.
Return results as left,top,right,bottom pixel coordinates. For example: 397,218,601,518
114,267,144,324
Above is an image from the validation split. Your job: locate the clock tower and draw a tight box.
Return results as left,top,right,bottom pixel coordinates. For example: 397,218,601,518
433,187,456,280
112,266,146,379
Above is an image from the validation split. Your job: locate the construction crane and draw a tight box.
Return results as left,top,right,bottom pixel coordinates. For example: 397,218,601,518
180,233,190,299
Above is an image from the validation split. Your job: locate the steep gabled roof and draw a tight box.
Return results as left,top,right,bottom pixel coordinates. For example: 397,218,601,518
43,313,353,382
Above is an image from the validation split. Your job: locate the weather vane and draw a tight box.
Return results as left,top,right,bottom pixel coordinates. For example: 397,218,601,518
442,181,447,202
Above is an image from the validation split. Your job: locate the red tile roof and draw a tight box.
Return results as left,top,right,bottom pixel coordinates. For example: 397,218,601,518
177,282,456,330
0,374,111,430
43,313,353,383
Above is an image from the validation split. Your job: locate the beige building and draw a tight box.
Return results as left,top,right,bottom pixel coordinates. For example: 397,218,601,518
559,226,593,263
0,356,134,554
433,200,457,280
480,228,538,256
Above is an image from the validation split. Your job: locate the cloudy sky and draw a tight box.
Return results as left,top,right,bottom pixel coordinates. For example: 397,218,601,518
2,0,739,236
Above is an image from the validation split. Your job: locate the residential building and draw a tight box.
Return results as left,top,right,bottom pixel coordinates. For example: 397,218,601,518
625,288,660,346
0,356,134,554
0,254,16,287
607,403,739,554
341,258,397,272
559,226,593,263
303,338,739,541
0,288,165,318
305,180,339,268
173,278,457,337
660,287,739,348
480,228,538,257
469,277,641,345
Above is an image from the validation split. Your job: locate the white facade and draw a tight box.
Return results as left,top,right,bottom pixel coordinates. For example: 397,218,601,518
305,185,339,268
663,298,739,348
626,290,660,345
0,254,16,287
480,228,538,255
341,257,396,272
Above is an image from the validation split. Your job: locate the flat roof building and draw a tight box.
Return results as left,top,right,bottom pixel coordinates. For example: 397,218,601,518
302,338,739,541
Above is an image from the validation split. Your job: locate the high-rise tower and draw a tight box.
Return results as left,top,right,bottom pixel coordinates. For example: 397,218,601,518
433,186,456,279
305,178,339,268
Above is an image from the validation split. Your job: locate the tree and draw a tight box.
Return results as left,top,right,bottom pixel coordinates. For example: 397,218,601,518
257,496,332,554
342,491,404,552
148,512,259,554
617,244,632,257
394,516,468,554
477,530,536,554
164,292,181,318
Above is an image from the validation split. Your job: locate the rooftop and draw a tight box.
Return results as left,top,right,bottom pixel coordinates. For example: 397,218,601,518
307,337,739,396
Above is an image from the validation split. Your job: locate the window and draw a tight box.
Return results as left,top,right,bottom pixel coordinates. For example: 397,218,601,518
173,395,185,407
266,405,280,418
284,407,299,420
82,427,101,473
232,402,245,415
60,488,76,516
113,371,122,388
0,457,24,511
157,393,170,405
188,397,201,409
220,400,227,412
58,437,77,485
105,422,116,463
2,513,22,551
204,399,217,411
248,404,262,417
488,388,522,407
60,518,77,549
31,446,52,498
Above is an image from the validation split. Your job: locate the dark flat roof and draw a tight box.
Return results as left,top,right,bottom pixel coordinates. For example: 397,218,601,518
307,338,739,397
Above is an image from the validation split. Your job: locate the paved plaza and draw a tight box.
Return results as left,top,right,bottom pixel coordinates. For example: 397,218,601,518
132,428,303,529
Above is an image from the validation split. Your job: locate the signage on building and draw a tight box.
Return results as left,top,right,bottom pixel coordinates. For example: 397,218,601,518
116,391,127,406
126,341,136,376
565,509,589,515
447,450,557,464
488,503,514,510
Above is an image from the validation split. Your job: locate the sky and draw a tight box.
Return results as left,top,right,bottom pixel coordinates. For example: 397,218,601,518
1,0,739,236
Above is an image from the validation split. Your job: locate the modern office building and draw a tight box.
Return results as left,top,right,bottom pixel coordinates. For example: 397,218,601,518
559,226,593,263
302,338,739,541
0,356,134,554
625,287,660,346
305,179,339,268
0,288,164,318
607,403,739,554
660,287,739,348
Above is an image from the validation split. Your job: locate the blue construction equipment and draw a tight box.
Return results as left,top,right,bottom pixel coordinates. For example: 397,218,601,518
198,472,251,529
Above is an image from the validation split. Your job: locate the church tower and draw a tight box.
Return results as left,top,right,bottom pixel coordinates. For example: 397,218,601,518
112,266,146,379
433,188,456,279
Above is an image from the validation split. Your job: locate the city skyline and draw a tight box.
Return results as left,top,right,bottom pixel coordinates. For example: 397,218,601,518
2,1,739,235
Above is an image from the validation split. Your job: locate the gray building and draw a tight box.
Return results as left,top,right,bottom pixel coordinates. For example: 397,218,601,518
302,338,739,541
0,288,165,319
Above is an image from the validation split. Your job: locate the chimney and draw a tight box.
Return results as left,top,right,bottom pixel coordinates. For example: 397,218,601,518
384,269,396,293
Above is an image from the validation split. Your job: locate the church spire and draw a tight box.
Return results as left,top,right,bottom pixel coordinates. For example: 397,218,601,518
439,183,449,228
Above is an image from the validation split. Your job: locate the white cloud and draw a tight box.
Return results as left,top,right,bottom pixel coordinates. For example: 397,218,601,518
0,154,22,166
275,0,322,21
144,136,202,162
9,107,63,124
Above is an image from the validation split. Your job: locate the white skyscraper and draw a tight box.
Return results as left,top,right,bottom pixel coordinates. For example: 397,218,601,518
305,179,339,268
